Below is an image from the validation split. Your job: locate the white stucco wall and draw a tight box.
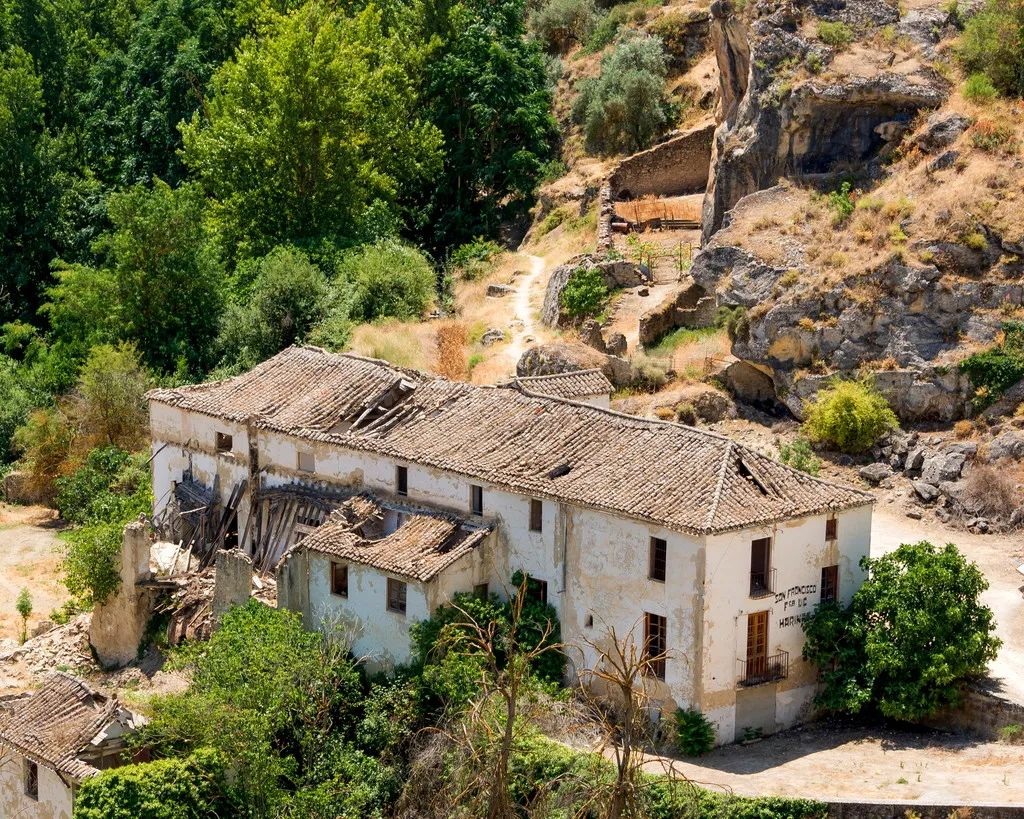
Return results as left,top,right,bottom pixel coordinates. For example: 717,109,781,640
699,504,872,743
0,753,73,819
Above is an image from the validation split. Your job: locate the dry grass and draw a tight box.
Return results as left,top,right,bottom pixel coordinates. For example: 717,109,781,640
435,322,468,381
961,463,1021,521
348,320,436,372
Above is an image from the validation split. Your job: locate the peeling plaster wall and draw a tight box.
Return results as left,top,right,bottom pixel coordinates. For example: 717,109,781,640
0,753,73,819
700,505,872,743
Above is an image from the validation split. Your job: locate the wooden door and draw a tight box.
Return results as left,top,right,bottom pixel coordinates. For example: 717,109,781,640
746,611,769,677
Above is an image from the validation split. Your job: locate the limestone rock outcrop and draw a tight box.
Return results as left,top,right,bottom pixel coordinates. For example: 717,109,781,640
541,256,651,328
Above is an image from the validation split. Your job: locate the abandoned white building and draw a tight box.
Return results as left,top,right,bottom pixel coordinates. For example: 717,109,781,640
147,345,874,743
0,673,142,818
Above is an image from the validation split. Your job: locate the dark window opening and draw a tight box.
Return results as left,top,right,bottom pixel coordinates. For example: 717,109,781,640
387,578,407,614
396,465,408,496
820,565,839,603
474,582,489,599
331,563,348,597
585,613,594,628
825,517,838,541
649,537,667,582
525,575,548,605
216,432,233,453
750,537,772,597
470,484,483,516
529,499,543,532
643,612,667,680
24,759,38,800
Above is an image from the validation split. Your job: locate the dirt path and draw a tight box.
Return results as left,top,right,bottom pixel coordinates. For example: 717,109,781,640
0,504,69,641
504,253,545,374
871,504,1024,705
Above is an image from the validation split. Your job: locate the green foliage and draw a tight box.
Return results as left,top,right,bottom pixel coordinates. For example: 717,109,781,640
529,0,598,52
716,304,749,342
963,72,999,102
15,588,32,643
12,406,75,501
55,446,151,525
72,748,227,819
958,0,1024,98
59,521,123,606
449,236,504,280
648,10,705,69
0,355,35,463
826,181,855,225
816,21,854,48
674,708,715,757
346,240,436,322
778,437,821,476
355,678,422,762
572,33,672,155
560,265,609,318
959,322,1024,408
801,378,899,454
802,541,1001,721
74,342,151,449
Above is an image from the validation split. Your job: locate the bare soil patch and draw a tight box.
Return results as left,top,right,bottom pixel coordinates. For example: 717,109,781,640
0,504,69,642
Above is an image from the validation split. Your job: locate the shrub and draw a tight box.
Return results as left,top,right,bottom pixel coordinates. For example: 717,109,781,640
963,72,999,102
55,446,151,525
953,419,974,439
449,237,503,280
961,463,1019,520
60,522,124,606
778,437,822,476
15,588,31,644
12,406,75,502
0,355,33,465
817,21,854,48
970,118,1019,153
346,240,436,322
801,379,899,454
529,0,599,52
1000,723,1024,744
571,34,672,155
73,748,228,819
648,10,707,69
716,305,749,342
802,541,1001,721
675,401,697,424
959,322,1024,408
958,0,1024,98
73,343,151,452
560,266,609,318
630,354,669,392
674,708,715,756
826,181,855,225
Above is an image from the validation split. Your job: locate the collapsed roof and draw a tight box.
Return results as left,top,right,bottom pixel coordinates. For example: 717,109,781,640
148,346,873,535
508,369,613,401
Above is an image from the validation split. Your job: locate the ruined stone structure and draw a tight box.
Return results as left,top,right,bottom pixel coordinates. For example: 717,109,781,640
148,345,874,744
609,123,715,201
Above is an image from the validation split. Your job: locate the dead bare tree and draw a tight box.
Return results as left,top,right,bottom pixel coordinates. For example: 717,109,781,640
576,622,699,819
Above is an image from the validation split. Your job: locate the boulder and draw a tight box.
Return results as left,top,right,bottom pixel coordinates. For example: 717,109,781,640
517,343,632,388
912,481,940,503
920,452,966,485
541,256,646,328
926,150,959,173
916,112,971,153
605,332,628,357
480,328,505,346
859,463,892,484
579,319,608,353
904,447,926,474
984,430,1024,462
486,284,514,297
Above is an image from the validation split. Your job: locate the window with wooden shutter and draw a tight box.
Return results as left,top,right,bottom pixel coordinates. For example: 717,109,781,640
387,578,407,614
820,565,839,603
649,537,667,582
470,485,483,516
331,563,348,597
745,611,769,678
643,612,667,680
529,498,543,532
825,517,838,541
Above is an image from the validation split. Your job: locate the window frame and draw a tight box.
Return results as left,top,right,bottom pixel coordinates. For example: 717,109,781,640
215,431,233,453
387,577,408,615
649,536,667,582
825,517,838,541
529,498,543,532
820,564,839,604
297,450,315,473
643,612,667,680
330,562,348,598
396,465,409,497
24,758,38,800
470,484,483,516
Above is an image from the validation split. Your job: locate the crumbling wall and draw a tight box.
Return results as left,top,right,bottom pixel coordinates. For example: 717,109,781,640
212,549,253,623
90,521,156,669
609,123,715,199
638,281,717,347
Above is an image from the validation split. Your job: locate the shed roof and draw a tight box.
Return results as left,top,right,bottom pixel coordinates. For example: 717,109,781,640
295,494,492,582
509,369,613,401
148,346,873,535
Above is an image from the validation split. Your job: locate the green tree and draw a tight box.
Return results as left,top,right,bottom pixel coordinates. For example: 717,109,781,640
60,521,123,605
0,355,34,463
420,0,557,250
55,446,151,525
802,541,1001,721
12,405,74,501
182,2,443,259
571,33,671,155
959,0,1024,98
560,265,608,318
73,342,150,450
15,588,32,643
346,240,436,322
801,378,899,454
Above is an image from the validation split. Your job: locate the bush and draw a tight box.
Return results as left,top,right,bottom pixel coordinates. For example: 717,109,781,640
449,237,503,281
802,541,1001,721
12,406,75,502
346,241,436,322
630,354,669,392
73,748,227,819
674,708,715,756
958,0,1024,98
55,446,151,525
0,355,34,465
560,266,609,318
801,379,899,454
648,10,707,69
959,322,1024,408
716,305,749,342
963,72,999,103
778,437,821,476
817,21,854,48
961,463,1019,520
529,0,598,52
970,118,1019,153
571,34,672,155
60,522,124,606
826,181,855,225
73,343,151,452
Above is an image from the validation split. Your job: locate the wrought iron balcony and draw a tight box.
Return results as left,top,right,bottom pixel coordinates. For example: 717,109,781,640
737,650,789,686
749,568,776,598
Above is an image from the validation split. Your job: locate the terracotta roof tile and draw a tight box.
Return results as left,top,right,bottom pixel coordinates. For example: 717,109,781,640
509,369,613,401
149,347,874,535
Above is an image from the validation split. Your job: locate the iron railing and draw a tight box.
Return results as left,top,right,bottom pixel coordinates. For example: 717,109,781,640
749,568,776,598
738,650,789,686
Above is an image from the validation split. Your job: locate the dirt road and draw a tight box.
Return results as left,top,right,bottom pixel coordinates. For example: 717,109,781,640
871,503,1024,705
0,504,69,641
504,253,545,374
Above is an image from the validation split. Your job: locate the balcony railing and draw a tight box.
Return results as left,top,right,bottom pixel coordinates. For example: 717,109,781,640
749,568,776,598
737,650,789,686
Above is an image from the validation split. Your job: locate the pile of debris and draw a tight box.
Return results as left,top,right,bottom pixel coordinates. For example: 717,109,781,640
0,614,94,684
159,565,277,646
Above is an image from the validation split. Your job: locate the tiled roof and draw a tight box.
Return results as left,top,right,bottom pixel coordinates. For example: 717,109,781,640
149,347,874,535
510,369,613,401
295,494,492,581
0,673,125,782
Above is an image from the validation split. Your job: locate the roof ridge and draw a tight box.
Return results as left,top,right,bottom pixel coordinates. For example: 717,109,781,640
704,439,734,531
513,368,605,382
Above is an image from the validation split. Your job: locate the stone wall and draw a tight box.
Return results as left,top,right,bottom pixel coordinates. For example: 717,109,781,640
638,281,717,347
925,686,1024,740
609,122,715,199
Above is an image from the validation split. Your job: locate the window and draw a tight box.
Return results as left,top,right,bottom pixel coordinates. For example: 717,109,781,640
585,613,594,628
745,610,769,678
297,451,315,473
525,575,548,605
649,537,667,582
215,431,233,453
331,562,348,597
643,612,667,680
470,484,483,516
24,759,38,800
750,537,772,597
820,565,839,603
396,465,408,496
825,517,838,541
387,578,407,614
473,582,489,599
529,498,543,532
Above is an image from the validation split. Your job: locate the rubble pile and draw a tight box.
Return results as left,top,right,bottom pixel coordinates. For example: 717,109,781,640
0,614,94,680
